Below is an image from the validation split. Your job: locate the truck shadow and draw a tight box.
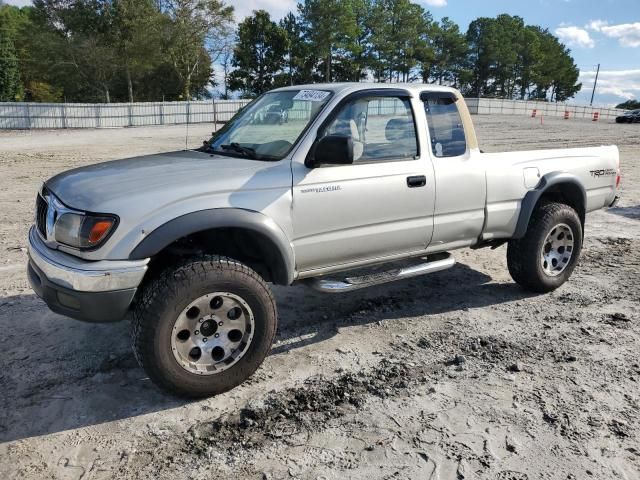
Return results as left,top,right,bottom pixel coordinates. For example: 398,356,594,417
272,263,534,354
0,262,536,444
607,205,640,220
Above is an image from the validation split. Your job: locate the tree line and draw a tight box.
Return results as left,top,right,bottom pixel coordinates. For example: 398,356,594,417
0,0,582,103
0,0,233,102
616,100,640,110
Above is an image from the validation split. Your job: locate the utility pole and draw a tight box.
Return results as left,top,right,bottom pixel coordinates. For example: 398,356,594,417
590,63,600,106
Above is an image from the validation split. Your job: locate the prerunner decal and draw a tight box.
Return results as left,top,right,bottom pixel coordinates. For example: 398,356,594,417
300,185,342,193
293,90,331,102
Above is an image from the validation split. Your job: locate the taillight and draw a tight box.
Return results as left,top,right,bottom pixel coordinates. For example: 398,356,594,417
616,174,621,188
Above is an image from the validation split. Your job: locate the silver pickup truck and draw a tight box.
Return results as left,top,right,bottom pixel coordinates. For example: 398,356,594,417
27,83,621,397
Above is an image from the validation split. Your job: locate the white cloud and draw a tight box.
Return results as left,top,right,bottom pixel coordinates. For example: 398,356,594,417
586,19,608,31
555,26,595,48
233,0,297,22
588,20,640,48
580,69,640,102
422,0,448,7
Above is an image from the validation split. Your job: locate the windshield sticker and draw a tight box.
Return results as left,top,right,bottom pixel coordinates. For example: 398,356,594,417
293,90,331,102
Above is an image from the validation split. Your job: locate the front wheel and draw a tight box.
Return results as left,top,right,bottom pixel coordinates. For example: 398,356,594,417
132,256,277,398
507,202,583,293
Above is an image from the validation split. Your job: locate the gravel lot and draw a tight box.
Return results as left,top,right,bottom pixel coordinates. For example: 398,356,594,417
0,115,639,479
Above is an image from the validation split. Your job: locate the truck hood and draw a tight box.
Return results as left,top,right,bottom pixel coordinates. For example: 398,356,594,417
46,150,290,214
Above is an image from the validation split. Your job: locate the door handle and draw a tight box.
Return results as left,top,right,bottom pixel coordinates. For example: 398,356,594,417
407,175,426,188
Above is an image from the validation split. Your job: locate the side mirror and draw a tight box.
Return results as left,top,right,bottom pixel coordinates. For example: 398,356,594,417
307,134,354,168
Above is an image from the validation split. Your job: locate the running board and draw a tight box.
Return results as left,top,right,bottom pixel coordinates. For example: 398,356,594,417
303,253,455,293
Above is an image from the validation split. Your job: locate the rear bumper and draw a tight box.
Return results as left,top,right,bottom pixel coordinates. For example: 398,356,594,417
27,226,149,322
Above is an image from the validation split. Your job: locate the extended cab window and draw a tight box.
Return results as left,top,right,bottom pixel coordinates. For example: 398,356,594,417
422,93,466,158
323,96,418,162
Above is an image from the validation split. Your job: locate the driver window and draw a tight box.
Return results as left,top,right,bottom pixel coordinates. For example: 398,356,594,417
324,96,418,162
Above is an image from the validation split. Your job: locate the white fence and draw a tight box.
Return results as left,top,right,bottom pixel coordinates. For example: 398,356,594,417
0,97,625,129
0,99,250,129
465,98,625,120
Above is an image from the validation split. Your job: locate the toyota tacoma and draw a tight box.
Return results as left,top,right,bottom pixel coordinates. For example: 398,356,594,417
27,83,621,397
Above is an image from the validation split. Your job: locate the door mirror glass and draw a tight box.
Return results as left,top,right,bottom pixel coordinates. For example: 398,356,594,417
309,134,354,167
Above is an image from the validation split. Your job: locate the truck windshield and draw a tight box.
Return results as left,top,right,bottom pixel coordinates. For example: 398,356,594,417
205,90,333,161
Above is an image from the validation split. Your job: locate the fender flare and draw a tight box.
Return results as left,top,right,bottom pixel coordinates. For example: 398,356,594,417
513,172,586,239
129,208,295,285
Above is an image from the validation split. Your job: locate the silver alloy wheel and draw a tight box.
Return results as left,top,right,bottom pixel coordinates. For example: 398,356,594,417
541,223,574,277
171,292,255,375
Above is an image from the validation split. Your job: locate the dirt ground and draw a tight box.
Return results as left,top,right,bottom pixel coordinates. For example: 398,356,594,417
0,115,639,480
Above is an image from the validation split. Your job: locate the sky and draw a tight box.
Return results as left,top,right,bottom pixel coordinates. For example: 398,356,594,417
5,0,640,106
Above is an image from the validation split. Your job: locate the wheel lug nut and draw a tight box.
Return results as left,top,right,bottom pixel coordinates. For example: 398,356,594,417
203,337,208,343
218,321,223,326
194,330,199,335
214,333,219,338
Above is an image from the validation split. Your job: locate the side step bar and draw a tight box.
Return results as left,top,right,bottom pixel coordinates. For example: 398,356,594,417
303,253,455,293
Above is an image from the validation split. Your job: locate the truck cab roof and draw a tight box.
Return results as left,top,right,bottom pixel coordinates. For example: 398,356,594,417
271,82,459,96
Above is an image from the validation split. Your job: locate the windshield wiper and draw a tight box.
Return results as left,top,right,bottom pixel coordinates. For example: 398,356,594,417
218,142,257,159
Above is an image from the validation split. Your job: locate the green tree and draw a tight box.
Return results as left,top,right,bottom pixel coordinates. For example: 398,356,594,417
162,0,234,99
515,26,540,99
280,12,318,85
228,10,289,97
492,14,524,97
429,17,468,86
298,0,360,82
29,0,121,102
0,4,26,101
331,0,371,82
466,17,493,96
0,32,21,101
112,0,164,102
465,15,580,102
466,15,524,97
616,100,640,110
529,28,581,102
369,0,433,83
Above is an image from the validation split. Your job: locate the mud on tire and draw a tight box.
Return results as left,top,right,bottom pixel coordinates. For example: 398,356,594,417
507,202,583,293
132,255,277,398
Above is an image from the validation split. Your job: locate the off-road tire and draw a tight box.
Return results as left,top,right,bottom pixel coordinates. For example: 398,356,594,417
132,255,277,398
507,202,582,293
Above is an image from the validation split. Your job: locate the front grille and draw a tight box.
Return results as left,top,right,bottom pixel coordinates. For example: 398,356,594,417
36,192,48,238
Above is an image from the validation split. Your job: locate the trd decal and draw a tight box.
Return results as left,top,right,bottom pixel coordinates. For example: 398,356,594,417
589,168,616,178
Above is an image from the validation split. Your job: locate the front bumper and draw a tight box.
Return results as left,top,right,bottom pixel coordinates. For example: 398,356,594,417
27,227,149,322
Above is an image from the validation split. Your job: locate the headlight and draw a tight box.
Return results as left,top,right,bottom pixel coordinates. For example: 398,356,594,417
55,213,117,249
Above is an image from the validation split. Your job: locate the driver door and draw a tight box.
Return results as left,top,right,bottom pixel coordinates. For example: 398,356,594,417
291,90,436,274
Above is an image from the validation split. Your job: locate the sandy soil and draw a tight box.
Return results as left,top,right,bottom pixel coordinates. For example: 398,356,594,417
0,116,639,480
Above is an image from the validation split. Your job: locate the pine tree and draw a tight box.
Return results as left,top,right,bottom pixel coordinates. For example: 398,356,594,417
0,33,21,101
228,10,289,97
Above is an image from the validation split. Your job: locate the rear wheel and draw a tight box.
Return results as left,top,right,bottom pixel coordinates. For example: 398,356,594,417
132,256,277,398
507,202,582,292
